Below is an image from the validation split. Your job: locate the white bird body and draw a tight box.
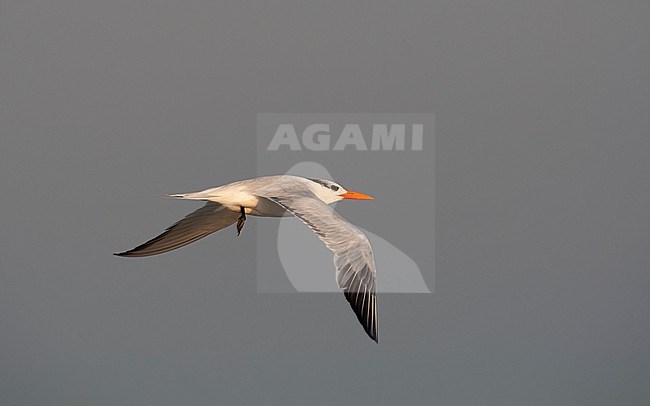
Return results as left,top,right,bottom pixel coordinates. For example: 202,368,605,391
166,175,345,216
116,175,379,342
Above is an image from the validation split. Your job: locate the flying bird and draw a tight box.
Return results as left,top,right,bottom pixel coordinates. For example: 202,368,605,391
115,175,378,342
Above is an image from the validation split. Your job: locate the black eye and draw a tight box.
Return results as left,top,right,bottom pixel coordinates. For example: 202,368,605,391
330,185,339,191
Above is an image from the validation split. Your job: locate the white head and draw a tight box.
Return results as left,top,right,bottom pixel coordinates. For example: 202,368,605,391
306,178,374,204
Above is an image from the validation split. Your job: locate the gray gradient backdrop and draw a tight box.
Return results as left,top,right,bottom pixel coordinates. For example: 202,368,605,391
1,1,648,405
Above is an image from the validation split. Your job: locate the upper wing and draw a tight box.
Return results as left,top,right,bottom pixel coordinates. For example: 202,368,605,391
114,202,240,257
263,192,378,343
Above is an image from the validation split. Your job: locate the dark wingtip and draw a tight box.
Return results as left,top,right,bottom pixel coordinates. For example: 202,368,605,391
343,289,378,343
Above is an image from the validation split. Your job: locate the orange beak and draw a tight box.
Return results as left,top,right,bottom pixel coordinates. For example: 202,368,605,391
341,190,374,200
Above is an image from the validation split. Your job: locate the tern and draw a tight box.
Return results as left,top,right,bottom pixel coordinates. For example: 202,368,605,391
115,175,378,342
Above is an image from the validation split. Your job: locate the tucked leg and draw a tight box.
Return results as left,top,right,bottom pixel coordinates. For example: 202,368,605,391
236,206,246,236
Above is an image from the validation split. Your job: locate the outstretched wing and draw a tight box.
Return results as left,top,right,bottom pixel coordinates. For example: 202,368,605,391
264,192,378,343
115,202,240,257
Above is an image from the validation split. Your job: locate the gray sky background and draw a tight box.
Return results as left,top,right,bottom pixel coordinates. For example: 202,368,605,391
1,1,649,405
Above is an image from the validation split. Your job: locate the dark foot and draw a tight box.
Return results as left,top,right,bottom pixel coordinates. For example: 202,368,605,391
236,206,246,236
